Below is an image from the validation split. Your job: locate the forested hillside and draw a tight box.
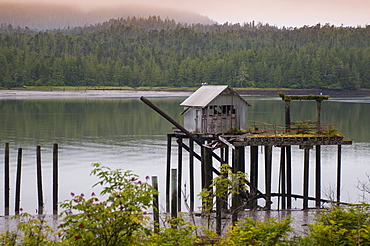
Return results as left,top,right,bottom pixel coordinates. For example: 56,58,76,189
0,17,369,89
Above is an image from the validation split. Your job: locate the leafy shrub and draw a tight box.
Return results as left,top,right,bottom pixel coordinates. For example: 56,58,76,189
58,163,157,246
219,217,292,245
299,204,370,245
144,216,198,246
0,213,57,245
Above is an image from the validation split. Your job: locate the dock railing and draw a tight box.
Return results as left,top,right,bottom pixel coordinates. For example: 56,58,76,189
246,121,340,137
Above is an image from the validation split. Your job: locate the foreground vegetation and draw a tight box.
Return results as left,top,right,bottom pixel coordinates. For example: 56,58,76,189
1,163,370,245
1,17,369,90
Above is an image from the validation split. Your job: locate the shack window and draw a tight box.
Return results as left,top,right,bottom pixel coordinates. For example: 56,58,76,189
209,105,235,115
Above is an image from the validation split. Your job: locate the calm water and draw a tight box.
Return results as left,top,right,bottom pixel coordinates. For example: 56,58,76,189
0,94,370,215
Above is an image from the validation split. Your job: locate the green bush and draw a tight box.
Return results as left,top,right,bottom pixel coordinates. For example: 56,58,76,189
0,213,57,245
3,163,370,246
58,163,157,245
219,217,292,245
298,204,370,245
143,216,198,246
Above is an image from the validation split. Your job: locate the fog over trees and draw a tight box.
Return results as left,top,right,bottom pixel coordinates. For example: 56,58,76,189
0,9,369,89
0,3,214,30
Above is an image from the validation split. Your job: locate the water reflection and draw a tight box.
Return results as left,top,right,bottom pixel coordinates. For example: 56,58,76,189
0,97,369,215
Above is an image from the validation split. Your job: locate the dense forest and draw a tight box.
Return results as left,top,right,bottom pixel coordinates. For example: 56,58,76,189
0,17,369,89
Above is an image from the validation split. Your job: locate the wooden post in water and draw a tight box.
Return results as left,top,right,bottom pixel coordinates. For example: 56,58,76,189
189,139,194,212
166,134,172,213
286,146,292,209
316,100,322,134
231,146,245,224
337,145,342,203
53,143,58,215
250,146,258,208
36,145,44,215
201,144,213,213
15,148,22,215
177,137,183,212
264,146,272,210
171,169,177,219
4,143,10,216
285,100,291,132
222,146,229,210
152,176,159,233
216,179,223,235
280,147,286,209
315,145,321,208
303,148,310,210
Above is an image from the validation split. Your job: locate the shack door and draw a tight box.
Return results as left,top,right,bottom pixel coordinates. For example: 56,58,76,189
195,109,202,133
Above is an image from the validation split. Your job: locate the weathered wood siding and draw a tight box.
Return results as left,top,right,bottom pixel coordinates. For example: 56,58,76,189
183,93,248,134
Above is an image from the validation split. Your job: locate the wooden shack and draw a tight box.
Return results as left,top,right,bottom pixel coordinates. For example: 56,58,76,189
180,85,251,134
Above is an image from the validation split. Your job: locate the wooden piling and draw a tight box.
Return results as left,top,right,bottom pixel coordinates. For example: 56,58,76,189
177,137,183,212
315,145,321,208
280,147,286,209
216,180,222,235
316,100,322,133
166,134,172,213
225,146,229,164
231,180,239,226
286,146,292,209
250,146,258,208
337,145,342,203
202,145,213,190
152,176,159,233
303,148,310,210
53,143,58,215
201,145,213,213
15,148,22,215
4,143,10,216
189,139,194,212
171,169,177,219
222,146,229,210
36,145,44,215
285,100,291,132
264,146,272,210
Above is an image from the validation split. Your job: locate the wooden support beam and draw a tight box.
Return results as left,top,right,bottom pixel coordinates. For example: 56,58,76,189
53,143,58,215
303,148,310,210
285,100,291,132
280,147,286,210
264,146,272,210
171,169,177,219
152,176,159,233
177,137,183,212
179,142,201,161
15,148,22,215
4,143,10,216
202,146,213,190
36,145,44,215
250,146,258,209
286,146,292,209
315,145,321,208
166,134,172,213
189,139,195,212
316,100,322,133
337,145,342,203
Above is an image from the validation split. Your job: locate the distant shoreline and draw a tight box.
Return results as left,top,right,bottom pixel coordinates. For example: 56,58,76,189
235,88,370,97
1,88,370,99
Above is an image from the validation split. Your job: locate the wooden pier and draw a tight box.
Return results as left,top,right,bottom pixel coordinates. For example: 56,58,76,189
141,90,353,223
165,133,351,212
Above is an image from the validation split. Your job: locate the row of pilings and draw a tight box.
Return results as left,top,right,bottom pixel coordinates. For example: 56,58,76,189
165,134,345,225
2,143,58,216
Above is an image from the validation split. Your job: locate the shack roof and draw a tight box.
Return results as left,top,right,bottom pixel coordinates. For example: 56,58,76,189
180,85,251,107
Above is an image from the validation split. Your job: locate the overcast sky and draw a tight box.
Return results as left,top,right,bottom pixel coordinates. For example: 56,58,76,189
5,0,370,27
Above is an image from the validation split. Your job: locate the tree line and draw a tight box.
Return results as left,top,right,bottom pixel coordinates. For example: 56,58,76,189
1,17,369,89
